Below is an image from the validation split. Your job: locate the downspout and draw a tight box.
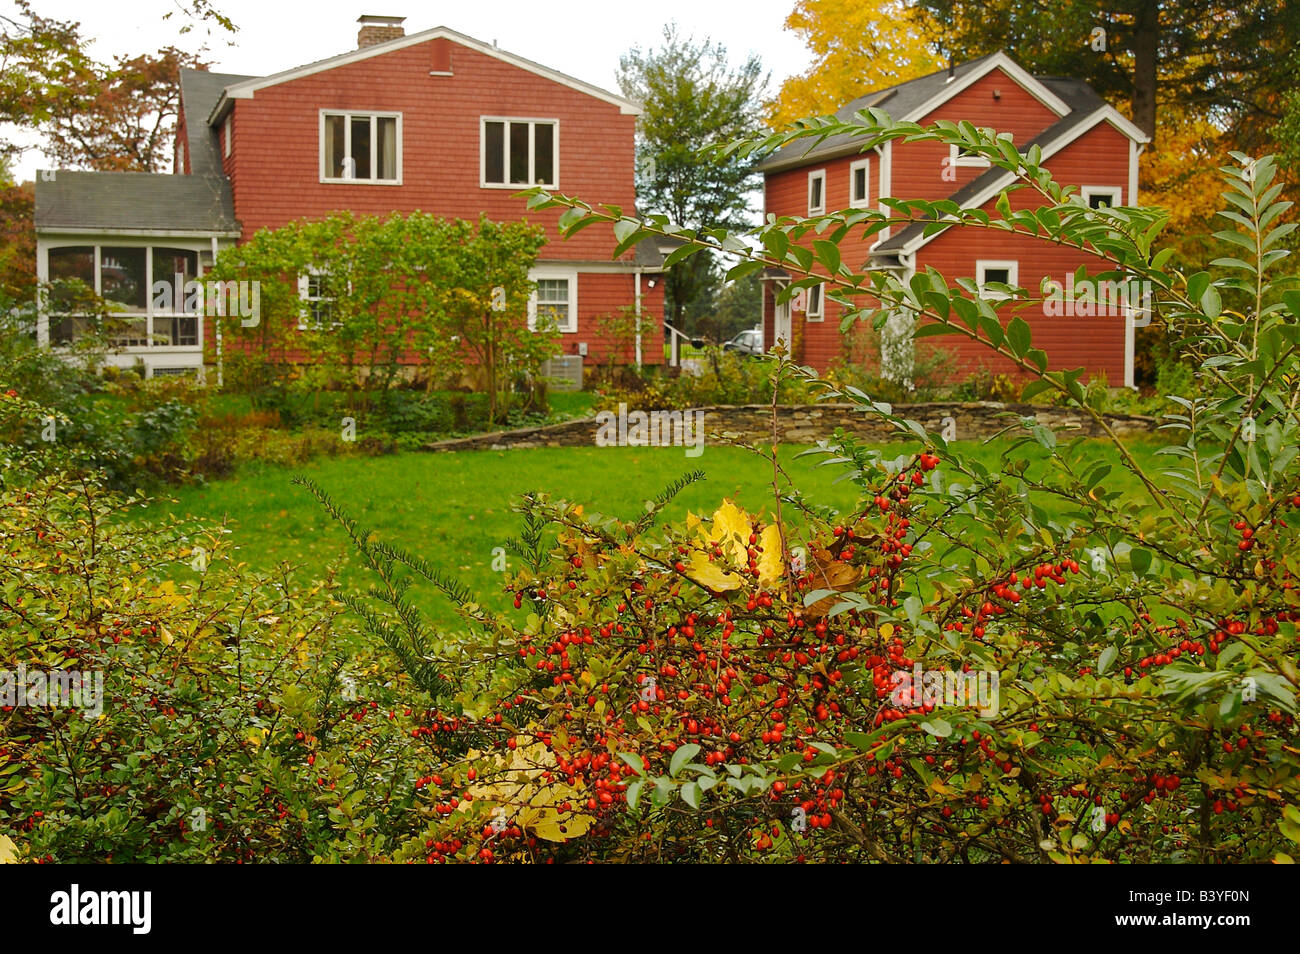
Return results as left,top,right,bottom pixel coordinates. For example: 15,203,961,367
634,267,643,369
211,235,222,388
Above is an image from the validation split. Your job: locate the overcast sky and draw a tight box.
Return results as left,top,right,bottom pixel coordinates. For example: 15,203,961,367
7,0,815,180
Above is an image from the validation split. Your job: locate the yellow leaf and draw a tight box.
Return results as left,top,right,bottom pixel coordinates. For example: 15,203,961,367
0,834,17,864
756,524,784,587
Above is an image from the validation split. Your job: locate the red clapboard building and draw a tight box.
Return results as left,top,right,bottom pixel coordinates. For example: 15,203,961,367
757,52,1149,388
34,16,663,378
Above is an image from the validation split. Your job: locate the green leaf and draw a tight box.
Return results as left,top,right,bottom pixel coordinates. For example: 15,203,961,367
814,240,841,274
921,719,952,738
1007,316,1031,356
681,781,700,809
618,752,646,776
670,743,700,778
1200,284,1222,320
1130,548,1152,576
1098,645,1117,676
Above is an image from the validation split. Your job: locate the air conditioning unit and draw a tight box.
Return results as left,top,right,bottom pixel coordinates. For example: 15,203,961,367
539,354,583,391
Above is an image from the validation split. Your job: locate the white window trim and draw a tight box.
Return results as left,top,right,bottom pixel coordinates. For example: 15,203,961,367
848,157,870,209
807,168,827,215
949,143,991,169
805,282,825,321
528,267,578,334
1081,185,1123,209
297,267,347,330
223,115,232,158
480,116,560,190
976,260,1019,300
319,109,403,185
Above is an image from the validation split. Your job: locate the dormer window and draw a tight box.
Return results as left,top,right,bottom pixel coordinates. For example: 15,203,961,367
321,111,401,183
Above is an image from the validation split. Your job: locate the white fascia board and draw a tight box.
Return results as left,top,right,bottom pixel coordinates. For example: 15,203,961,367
891,107,1150,257
38,227,241,239
208,26,640,126
901,52,1071,124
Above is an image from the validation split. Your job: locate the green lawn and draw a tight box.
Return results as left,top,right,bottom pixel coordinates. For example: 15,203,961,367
153,438,1163,631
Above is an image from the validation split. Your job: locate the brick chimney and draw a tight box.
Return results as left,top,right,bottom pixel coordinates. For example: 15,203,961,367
357,15,405,49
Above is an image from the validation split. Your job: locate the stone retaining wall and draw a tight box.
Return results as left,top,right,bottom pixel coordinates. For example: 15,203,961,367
421,402,1157,452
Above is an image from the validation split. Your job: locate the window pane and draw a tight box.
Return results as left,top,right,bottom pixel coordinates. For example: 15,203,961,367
350,116,371,179
533,123,554,185
100,247,147,310
377,116,397,180
536,279,569,328
325,115,345,177
854,167,866,201
509,122,530,184
1089,192,1114,209
152,248,197,311
485,121,504,183
984,268,1009,285
48,246,95,311
810,177,823,208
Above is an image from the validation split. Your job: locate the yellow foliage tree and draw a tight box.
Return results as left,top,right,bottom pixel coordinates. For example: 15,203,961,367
767,0,940,129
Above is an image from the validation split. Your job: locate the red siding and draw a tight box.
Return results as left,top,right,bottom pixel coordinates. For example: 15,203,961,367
191,36,654,367
225,38,635,261
762,66,1131,383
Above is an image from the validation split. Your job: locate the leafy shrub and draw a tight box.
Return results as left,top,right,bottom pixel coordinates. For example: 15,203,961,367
285,138,1299,863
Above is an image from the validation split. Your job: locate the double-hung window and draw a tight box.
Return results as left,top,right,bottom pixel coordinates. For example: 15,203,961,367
527,268,577,333
298,268,343,329
321,111,401,183
482,118,558,188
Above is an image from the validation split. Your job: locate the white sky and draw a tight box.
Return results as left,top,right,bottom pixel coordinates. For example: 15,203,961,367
6,0,814,181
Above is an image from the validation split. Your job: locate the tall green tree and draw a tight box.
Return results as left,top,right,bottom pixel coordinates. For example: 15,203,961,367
916,0,1300,145
617,24,767,333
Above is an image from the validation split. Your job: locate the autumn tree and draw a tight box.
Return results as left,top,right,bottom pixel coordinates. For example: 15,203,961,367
0,1,94,162
1,1,232,168
617,24,767,332
767,0,939,130
916,0,1300,144
41,47,209,172
0,158,34,298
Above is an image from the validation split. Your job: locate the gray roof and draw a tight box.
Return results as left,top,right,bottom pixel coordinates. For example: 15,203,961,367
872,77,1108,253
35,170,239,233
34,68,253,235
633,237,665,267
180,68,256,178
757,54,1002,173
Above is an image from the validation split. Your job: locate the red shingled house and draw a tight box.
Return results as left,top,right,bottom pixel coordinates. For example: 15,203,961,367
757,52,1149,388
34,16,664,378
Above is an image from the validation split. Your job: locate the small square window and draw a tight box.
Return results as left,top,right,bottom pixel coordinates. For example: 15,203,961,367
950,143,991,168
1081,186,1122,209
976,260,1018,300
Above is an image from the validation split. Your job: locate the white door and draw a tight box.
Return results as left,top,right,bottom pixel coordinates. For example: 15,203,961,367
772,291,792,351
